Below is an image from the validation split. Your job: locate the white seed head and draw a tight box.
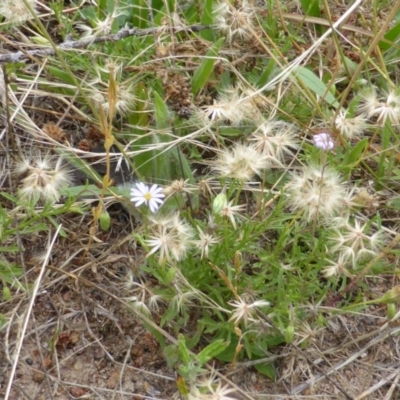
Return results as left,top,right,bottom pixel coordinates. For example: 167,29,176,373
14,155,72,204
285,165,346,221
359,88,400,126
249,120,299,164
330,219,384,265
0,0,36,23
213,1,255,42
212,143,270,181
334,109,368,139
146,213,193,263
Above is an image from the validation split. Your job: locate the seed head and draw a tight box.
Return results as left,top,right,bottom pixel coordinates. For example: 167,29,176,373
229,297,270,327
212,143,270,181
14,155,72,204
213,1,255,42
359,88,400,126
285,165,346,221
334,109,368,139
330,218,384,265
146,213,193,263
249,120,299,164
193,226,220,259
0,0,36,24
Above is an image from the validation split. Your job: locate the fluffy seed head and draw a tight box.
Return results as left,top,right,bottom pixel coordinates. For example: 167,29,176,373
212,143,270,181
359,88,400,126
146,213,194,263
249,120,299,164
229,297,270,327
334,109,368,139
213,1,255,42
14,155,72,204
285,165,346,221
329,218,384,265
202,86,245,124
0,0,36,23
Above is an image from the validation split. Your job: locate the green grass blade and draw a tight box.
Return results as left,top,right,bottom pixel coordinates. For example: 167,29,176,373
293,66,338,108
192,37,225,96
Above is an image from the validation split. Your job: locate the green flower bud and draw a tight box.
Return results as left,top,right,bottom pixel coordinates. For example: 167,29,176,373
379,286,400,304
3,285,11,301
284,325,295,344
99,210,111,231
212,192,227,214
387,304,396,320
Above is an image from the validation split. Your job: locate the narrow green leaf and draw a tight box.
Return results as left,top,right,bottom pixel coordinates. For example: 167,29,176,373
379,21,400,51
170,148,199,210
200,0,214,40
178,334,192,365
197,339,229,366
256,58,276,88
192,38,225,96
342,137,368,167
154,91,170,130
293,66,338,107
0,246,19,252
300,0,320,17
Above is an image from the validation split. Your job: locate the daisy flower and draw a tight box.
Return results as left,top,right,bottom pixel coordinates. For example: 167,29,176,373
130,182,165,213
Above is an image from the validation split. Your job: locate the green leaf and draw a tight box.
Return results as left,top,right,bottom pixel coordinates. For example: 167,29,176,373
342,137,368,167
178,334,192,365
0,246,19,252
256,59,276,88
254,361,276,380
197,339,229,366
200,0,214,40
379,21,400,51
154,91,170,130
293,66,339,107
3,285,11,301
164,344,180,368
192,38,225,96
300,0,320,17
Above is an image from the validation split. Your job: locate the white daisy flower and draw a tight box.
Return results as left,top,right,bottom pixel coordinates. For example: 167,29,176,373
130,182,165,213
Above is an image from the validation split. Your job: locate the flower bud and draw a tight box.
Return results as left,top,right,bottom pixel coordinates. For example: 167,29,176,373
379,286,400,304
212,192,227,214
99,210,111,231
387,304,396,320
284,325,295,343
